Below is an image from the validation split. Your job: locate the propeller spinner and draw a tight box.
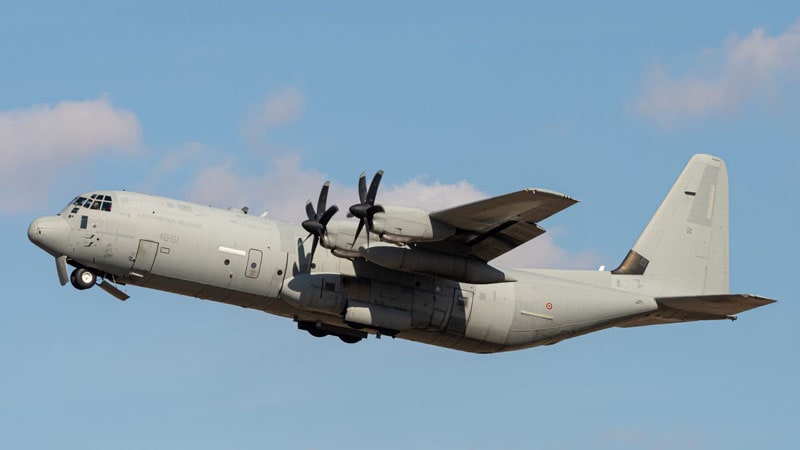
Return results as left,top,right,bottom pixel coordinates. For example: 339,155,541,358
302,182,339,270
349,170,384,245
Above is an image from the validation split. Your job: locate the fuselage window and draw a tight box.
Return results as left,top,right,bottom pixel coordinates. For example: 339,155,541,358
101,202,112,211
80,215,88,229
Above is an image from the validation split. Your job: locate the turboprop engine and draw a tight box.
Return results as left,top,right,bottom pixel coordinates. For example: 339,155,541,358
370,205,455,244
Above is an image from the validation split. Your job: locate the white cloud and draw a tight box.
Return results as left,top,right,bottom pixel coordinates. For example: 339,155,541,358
0,96,141,213
151,141,207,176
381,178,485,211
241,87,304,148
187,155,327,222
0,96,140,170
636,19,800,124
494,227,600,270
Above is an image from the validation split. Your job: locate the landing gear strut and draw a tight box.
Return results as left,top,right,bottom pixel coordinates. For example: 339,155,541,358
70,268,96,290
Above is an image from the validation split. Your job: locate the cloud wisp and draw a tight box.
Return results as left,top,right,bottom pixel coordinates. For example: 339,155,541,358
636,19,800,125
241,87,304,150
0,96,141,213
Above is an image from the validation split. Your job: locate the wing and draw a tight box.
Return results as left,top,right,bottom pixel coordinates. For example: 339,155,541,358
418,189,578,262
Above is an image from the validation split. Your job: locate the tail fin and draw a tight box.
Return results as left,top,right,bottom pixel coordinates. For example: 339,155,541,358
612,154,729,296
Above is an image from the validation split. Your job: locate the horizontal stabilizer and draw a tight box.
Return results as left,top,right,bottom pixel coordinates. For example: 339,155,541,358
657,294,775,316
618,294,775,327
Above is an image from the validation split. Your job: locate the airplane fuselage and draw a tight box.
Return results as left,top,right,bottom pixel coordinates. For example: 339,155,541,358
30,190,658,353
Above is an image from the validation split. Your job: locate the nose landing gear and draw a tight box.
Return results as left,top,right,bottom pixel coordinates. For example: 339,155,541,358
70,268,97,290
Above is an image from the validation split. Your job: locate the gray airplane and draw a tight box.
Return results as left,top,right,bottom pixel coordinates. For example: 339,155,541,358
28,154,774,353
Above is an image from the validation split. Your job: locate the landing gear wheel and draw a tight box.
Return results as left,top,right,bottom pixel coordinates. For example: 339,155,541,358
338,335,362,344
70,268,97,290
307,328,328,338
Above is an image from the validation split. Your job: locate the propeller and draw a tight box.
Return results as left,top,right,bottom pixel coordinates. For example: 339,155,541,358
349,170,384,245
302,182,339,270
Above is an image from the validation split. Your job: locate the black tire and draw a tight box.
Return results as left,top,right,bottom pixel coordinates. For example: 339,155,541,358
307,328,328,338
70,268,96,290
338,335,362,344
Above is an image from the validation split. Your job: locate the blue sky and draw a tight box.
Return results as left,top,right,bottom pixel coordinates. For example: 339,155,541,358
1,1,797,449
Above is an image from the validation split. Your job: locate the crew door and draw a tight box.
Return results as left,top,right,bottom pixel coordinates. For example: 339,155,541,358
132,240,159,272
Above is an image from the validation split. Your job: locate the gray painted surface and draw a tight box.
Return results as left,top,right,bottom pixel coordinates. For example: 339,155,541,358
27,154,775,353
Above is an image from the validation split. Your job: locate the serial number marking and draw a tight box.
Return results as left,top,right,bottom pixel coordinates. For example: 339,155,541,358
159,233,180,244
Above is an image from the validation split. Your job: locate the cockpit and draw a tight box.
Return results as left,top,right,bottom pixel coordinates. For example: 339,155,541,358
67,193,114,213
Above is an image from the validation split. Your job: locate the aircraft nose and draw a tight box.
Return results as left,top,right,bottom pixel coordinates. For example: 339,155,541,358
28,216,71,256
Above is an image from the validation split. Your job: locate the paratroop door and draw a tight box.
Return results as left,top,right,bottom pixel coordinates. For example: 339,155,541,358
132,240,159,272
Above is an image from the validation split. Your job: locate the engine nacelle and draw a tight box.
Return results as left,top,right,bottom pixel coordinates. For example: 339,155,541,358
320,220,362,258
370,205,455,244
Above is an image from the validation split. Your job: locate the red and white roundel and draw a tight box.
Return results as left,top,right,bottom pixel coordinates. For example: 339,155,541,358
545,302,553,310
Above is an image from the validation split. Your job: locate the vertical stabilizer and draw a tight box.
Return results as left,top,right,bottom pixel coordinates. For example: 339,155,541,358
612,154,729,296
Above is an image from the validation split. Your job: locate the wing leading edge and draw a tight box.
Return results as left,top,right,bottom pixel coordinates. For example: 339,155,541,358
420,189,578,262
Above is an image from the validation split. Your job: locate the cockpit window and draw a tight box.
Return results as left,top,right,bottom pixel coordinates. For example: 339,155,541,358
69,193,112,212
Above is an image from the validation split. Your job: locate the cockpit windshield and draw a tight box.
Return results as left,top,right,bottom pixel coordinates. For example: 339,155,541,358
68,193,113,213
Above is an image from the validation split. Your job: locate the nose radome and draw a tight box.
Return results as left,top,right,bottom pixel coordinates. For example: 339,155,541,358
28,216,70,256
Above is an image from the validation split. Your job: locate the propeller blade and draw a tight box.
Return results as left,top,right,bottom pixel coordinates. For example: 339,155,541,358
349,170,384,246
305,199,316,220
357,172,367,203
301,181,339,272
308,235,319,270
317,182,330,219
366,170,383,204
352,219,365,245
320,205,339,225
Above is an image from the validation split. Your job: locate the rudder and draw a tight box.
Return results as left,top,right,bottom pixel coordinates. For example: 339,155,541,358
612,154,729,296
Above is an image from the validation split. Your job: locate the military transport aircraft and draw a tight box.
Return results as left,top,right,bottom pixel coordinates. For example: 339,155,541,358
28,154,774,353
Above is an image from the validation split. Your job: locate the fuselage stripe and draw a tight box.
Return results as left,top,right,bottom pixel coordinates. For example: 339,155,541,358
520,310,554,320
218,246,247,257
